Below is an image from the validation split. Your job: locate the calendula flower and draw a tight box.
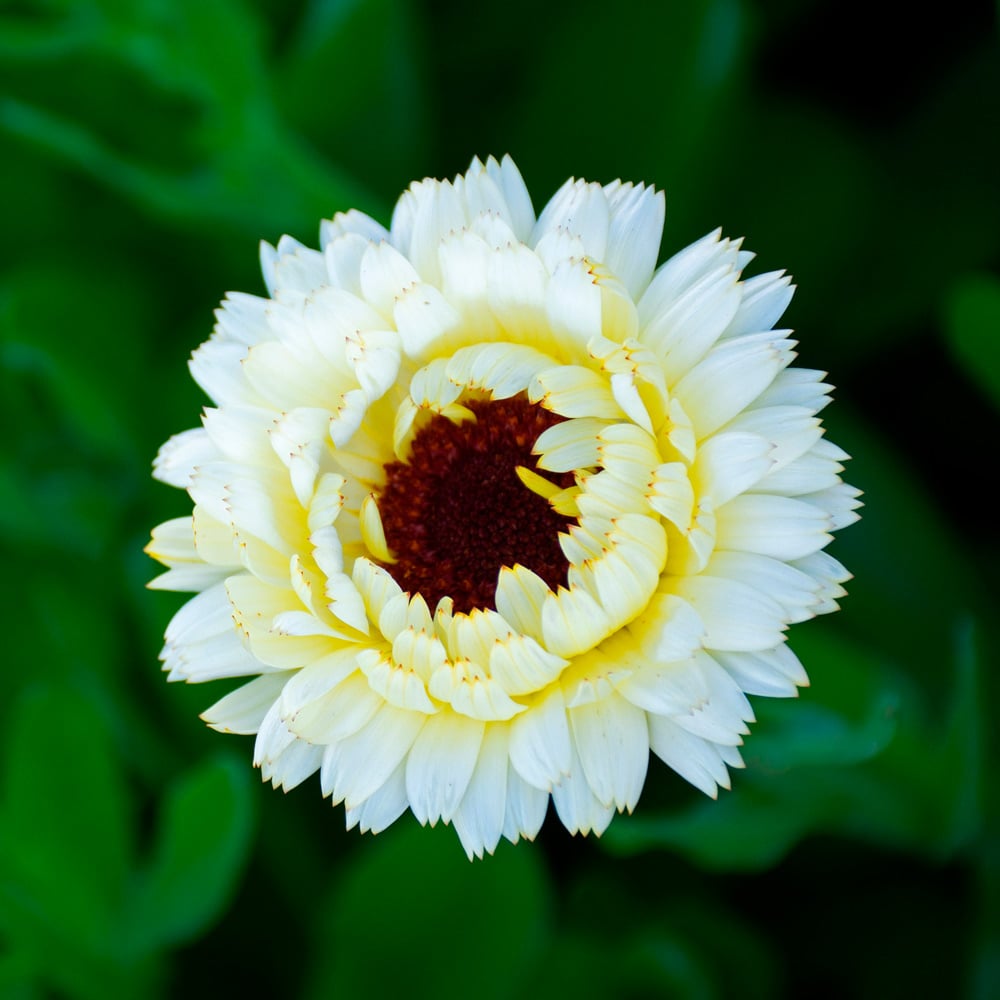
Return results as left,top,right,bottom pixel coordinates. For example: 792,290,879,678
148,155,859,858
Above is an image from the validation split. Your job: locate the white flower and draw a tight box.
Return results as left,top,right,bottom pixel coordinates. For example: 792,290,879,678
148,155,860,858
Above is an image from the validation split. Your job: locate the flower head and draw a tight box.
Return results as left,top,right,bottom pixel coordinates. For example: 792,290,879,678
148,155,860,858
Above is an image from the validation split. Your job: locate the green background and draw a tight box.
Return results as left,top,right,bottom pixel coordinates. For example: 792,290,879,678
2,1,998,996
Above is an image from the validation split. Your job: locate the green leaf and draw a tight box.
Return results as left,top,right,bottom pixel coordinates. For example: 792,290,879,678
304,824,552,1000
127,755,255,954
945,274,1000,411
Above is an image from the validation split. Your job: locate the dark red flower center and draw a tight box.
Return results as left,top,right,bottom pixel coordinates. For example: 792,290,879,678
377,395,576,614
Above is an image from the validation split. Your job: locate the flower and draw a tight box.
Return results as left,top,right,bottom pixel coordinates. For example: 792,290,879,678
147,155,860,858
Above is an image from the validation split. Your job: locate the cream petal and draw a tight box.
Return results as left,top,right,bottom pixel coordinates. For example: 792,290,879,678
494,564,550,643
279,648,361,721
361,646,439,713
800,482,864,531
403,178,467,284
541,585,613,658
529,364,624,420
533,417,605,472
489,633,567,697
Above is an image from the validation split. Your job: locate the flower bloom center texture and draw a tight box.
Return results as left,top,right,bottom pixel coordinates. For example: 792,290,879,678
377,396,574,614
147,154,860,859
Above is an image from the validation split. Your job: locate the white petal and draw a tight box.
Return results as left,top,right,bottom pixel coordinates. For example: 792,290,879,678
320,208,389,248
359,241,420,320
532,178,610,260
201,672,292,734
502,766,549,843
603,181,665,299
153,428,218,488
724,270,795,337
569,695,648,811
320,703,425,807
263,739,324,791
674,331,794,439
344,757,409,834
405,711,485,825
693,431,775,508
452,724,509,859
670,575,787,652
713,644,808,698
508,687,572,791
716,494,833,560
550,739,616,836
484,155,535,242
647,715,733,797
546,258,603,350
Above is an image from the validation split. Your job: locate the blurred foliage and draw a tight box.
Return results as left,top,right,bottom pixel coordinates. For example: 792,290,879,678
0,0,997,997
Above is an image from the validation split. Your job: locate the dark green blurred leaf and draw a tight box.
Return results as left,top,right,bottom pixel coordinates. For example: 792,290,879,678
127,755,255,954
305,823,552,1000
0,0,375,238
0,265,146,460
0,685,133,996
605,619,986,869
602,625,899,867
945,274,1000,411
491,0,749,211
532,867,778,1000
937,620,985,852
278,0,429,199
829,406,983,683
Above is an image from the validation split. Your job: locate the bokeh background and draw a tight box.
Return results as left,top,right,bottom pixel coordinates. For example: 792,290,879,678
2,1,999,996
